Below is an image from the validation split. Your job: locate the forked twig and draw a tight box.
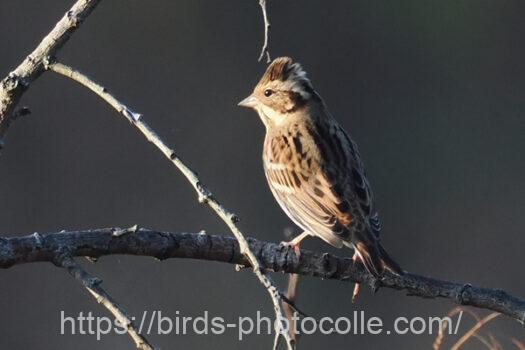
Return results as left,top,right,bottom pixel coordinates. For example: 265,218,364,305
0,0,101,148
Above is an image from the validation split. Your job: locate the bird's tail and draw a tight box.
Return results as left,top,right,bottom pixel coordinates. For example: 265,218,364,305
346,233,404,277
378,243,404,275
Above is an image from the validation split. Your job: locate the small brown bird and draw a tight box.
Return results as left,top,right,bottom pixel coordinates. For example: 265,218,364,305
239,57,403,290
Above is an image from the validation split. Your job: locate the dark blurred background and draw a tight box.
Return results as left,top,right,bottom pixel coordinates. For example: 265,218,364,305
1,1,524,349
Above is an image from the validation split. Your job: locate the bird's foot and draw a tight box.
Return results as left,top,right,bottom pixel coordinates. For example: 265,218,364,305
279,240,302,259
280,231,310,259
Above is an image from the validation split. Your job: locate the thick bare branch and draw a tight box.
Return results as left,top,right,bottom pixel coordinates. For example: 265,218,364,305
1,228,524,325
0,0,101,147
57,254,155,350
45,61,295,349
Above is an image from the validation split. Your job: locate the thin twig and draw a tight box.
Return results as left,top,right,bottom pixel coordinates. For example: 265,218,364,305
451,312,500,350
433,307,500,350
486,334,503,350
475,334,498,350
0,0,101,148
283,274,300,345
45,61,294,350
57,255,155,350
433,307,480,350
1,228,525,326
257,0,271,63
512,338,525,350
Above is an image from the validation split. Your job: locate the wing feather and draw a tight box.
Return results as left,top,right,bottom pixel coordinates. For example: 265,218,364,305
263,126,359,248
265,163,346,247
263,120,385,273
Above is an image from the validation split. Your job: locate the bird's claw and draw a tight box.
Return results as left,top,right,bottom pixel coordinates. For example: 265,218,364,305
279,241,302,259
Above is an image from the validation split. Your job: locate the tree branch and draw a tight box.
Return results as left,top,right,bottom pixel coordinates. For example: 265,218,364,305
57,254,155,350
44,61,295,349
0,0,101,148
2,2,522,348
257,0,271,63
1,228,524,325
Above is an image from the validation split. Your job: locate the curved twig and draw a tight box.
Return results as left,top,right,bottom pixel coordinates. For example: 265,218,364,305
44,61,295,349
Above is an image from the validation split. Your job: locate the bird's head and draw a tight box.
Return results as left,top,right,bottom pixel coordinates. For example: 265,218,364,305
238,57,318,128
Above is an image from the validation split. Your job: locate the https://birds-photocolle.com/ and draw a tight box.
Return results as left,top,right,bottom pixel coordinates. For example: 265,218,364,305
238,57,404,300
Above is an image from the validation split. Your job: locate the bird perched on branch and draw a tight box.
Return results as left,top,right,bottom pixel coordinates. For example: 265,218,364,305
239,57,403,299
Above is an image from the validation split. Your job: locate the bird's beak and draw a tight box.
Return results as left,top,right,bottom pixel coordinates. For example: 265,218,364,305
238,95,259,109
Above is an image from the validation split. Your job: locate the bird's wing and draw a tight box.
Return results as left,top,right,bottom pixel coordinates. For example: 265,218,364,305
264,121,386,276
327,123,402,276
334,125,382,236
265,158,349,248
263,122,376,246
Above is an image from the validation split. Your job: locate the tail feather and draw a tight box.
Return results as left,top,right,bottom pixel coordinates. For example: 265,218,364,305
378,243,404,275
347,233,403,277
354,241,383,278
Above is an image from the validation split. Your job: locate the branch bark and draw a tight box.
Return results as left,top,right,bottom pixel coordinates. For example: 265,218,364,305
0,0,101,147
2,228,525,325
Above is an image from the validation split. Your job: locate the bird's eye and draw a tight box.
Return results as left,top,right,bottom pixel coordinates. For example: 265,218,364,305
264,89,273,97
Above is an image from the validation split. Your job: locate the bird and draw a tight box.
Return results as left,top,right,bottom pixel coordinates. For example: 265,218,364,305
238,57,403,298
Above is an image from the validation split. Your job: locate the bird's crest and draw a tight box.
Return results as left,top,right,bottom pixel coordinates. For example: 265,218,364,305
258,57,313,99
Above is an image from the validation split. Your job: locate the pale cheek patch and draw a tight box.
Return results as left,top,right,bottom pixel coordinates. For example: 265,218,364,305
261,105,287,126
255,106,271,128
